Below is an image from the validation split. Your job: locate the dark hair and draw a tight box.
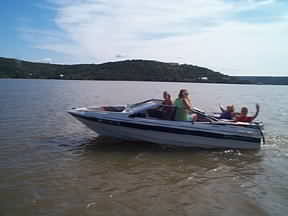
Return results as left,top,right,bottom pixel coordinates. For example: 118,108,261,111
163,91,170,99
178,89,188,98
241,107,248,114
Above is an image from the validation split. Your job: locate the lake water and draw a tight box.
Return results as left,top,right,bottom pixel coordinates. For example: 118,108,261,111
0,79,287,216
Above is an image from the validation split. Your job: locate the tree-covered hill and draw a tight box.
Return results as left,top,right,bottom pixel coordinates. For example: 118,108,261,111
0,57,250,84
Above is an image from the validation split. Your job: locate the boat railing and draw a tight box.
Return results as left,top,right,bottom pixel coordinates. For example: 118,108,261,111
129,99,163,108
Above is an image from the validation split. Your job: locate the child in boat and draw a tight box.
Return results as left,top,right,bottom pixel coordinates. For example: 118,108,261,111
219,105,236,120
235,104,260,122
160,91,174,120
147,91,173,119
162,91,172,106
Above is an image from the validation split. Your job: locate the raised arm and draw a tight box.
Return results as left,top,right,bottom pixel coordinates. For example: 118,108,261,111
251,104,260,120
219,104,225,112
183,98,193,111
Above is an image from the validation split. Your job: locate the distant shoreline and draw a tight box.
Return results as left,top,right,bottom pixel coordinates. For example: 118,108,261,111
1,57,287,85
1,78,288,86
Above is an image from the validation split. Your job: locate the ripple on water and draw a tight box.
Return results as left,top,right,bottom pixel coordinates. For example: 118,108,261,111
0,80,288,216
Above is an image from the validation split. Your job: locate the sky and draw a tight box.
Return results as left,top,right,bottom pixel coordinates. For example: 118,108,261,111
0,0,288,76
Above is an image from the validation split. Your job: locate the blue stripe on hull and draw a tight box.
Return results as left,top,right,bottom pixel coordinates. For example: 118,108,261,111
70,113,261,143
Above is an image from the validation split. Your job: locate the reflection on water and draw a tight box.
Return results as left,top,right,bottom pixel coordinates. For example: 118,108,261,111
0,79,287,216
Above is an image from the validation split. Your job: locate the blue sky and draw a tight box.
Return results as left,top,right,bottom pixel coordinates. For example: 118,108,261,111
1,0,288,76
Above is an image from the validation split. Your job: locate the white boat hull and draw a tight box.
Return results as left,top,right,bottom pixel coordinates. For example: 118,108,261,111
72,114,261,149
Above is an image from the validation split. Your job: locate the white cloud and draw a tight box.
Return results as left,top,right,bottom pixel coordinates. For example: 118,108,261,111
27,0,288,75
36,58,53,63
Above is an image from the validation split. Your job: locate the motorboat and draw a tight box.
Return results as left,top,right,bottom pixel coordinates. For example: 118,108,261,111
68,99,264,149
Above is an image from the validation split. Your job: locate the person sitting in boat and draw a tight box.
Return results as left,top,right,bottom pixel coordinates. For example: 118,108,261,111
147,91,173,119
235,104,260,122
174,89,197,121
162,91,173,106
219,104,236,120
160,91,174,119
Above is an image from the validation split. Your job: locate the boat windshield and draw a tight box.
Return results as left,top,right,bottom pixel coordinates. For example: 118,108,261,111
126,99,162,114
125,99,223,123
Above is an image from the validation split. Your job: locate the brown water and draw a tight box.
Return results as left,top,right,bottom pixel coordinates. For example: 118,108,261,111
0,79,287,216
